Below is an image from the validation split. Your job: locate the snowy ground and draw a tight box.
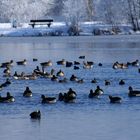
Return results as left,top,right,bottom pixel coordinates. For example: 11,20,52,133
0,22,136,37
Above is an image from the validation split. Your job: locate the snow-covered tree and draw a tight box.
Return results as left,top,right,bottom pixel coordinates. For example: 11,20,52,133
49,0,65,16
85,0,94,21
96,0,126,25
63,0,87,25
0,0,54,23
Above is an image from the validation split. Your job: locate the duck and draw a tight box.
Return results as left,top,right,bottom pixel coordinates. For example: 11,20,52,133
88,89,99,98
83,61,93,69
70,74,78,82
105,80,110,86
3,67,11,77
109,95,122,103
79,56,85,59
41,95,57,104
51,75,59,82
113,61,128,69
132,60,139,66
58,92,64,101
91,78,97,83
66,61,73,67
0,85,3,91
67,88,77,98
77,79,84,84
0,60,14,68
23,86,32,97
1,78,11,87
127,60,139,67
63,88,77,103
56,59,66,65
24,73,37,80
13,71,25,80
40,60,52,67
74,66,80,70
59,78,68,83
128,86,140,97
56,70,64,77
98,63,103,66
33,58,38,62
33,66,42,75
0,92,15,103
58,89,77,103
43,69,55,78
74,61,80,65
94,86,104,95
30,110,41,119
119,80,125,85
138,68,140,73
16,59,27,65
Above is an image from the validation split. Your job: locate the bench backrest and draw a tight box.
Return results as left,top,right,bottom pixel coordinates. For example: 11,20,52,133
30,19,53,22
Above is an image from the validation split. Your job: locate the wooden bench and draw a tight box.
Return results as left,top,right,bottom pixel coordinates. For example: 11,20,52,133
29,19,53,28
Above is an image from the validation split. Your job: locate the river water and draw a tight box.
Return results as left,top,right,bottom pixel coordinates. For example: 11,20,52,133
0,35,140,140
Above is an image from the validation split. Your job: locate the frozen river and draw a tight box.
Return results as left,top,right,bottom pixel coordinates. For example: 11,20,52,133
0,35,140,140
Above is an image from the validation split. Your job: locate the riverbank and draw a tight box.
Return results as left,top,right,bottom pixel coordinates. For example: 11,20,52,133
0,22,138,37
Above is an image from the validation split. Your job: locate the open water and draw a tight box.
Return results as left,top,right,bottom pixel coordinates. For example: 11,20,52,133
0,35,140,140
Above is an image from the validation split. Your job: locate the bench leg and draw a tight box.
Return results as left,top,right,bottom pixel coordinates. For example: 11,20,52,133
32,24,35,28
47,23,51,28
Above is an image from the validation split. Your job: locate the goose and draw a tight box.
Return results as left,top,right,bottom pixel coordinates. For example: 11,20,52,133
51,75,59,82
113,62,128,69
67,88,77,98
128,86,140,97
88,89,100,98
98,63,103,66
132,60,139,66
77,79,84,84
70,74,78,82
59,78,68,83
119,80,125,85
41,95,57,104
33,58,38,62
16,59,27,65
44,69,55,78
127,60,139,67
109,95,122,103
23,87,32,97
94,86,104,95
79,56,85,59
3,67,11,76
58,93,64,101
66,61,73,67
0,92,15,103
74,66,80,70
74,61,80,65
91,78,97,83
105,80,110,86
56,59,66,65
33,66,42,75
56,70,64,77
1,78,11,87
40,60,52,67
30,110,41,119
83,61,93,69
0,60,14,68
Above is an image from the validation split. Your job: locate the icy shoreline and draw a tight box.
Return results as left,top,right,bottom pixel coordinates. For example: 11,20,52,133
0,22,137,37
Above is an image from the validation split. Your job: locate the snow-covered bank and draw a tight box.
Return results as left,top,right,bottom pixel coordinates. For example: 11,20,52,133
0,22,136,37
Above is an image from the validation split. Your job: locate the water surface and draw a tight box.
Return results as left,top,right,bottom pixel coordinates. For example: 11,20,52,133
0,35,140,140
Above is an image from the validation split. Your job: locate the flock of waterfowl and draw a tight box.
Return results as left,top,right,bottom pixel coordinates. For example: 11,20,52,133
0,56,140,119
